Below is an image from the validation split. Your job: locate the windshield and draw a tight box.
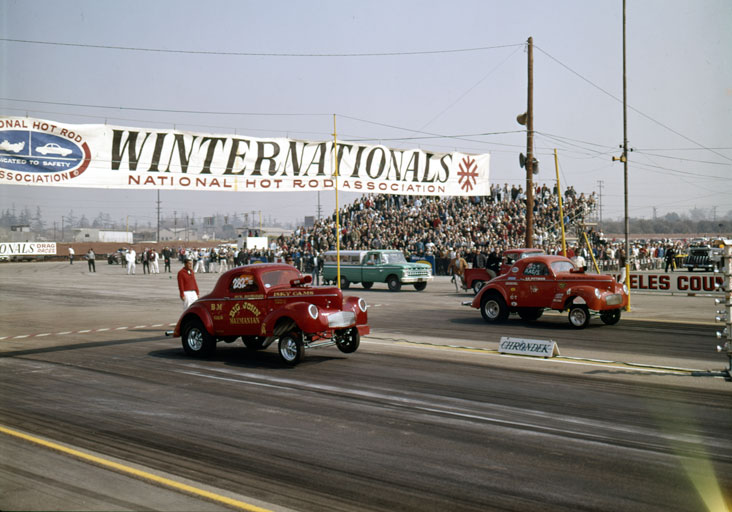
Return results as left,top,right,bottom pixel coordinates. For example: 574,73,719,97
383,252,407,264
551,260,576,273
519,250,544,259
261,269,302,288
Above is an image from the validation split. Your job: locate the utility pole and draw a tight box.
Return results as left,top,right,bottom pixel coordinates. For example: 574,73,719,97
597,180,604,228
622,0,630,307
156,190,161,243
525,36,535,248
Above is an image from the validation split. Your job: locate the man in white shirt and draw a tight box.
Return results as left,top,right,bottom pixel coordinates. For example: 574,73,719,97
126,248,136,275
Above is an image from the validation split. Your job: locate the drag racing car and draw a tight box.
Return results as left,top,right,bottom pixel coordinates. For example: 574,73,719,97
166,263,370,365
462,254,628,328
463,248,544,293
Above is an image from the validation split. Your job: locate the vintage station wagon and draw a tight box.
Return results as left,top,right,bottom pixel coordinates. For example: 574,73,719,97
167,263,370,365
463,254,628,328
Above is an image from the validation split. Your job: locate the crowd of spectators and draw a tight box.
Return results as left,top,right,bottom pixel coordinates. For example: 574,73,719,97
119,183,715,277
272,183,597,274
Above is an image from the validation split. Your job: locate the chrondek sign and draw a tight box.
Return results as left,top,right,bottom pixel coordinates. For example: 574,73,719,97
498,336,560,358
0,117,490,196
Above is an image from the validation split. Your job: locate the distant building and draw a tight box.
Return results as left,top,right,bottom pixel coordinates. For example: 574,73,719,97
159,227,188,241
73,228,133,243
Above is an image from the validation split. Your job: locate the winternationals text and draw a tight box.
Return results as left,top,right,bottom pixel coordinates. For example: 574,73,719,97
0,118,491,195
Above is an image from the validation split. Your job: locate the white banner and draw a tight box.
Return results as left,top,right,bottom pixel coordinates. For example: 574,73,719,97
616,272,724,295
0,117,490,196
0,242,57,256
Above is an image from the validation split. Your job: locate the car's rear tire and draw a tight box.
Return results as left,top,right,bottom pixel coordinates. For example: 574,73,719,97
387,275,401,292
472,280,485,294
413,282,427,291
362,281,373,290
600,309,621,325
278,331,304,366
568,304,590,329
335,327,360,354
480,294,509,323
181,318,216,357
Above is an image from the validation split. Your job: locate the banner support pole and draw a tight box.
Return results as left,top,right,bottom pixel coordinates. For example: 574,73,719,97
554,149,567,257
333,114,341,289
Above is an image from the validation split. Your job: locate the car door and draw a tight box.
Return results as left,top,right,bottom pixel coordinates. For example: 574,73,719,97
516,261,556,308
361,252,384,283
223,271,266,336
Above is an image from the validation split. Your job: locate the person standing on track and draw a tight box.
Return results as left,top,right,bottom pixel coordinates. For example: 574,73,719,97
126,247,136,275
86,248,96,273
178,258,199,309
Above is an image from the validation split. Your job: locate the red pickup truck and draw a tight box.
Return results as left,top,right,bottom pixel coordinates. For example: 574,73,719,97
463,254,628,328
463,248,544,293
167,263,370,365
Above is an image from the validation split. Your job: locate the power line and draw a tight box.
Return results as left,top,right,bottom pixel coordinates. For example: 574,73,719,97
0,38,524,57
0,97,326,116
419,45,523,130
534,45,732,163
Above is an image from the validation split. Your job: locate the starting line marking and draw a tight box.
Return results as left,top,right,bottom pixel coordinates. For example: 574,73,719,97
0,324,177,341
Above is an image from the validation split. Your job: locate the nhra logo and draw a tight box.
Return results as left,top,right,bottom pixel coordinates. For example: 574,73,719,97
0,119,91,180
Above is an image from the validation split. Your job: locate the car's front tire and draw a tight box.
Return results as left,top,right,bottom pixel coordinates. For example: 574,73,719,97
387,275,401,292
472,281,485,294
278,331,304,366
335,327,360,354
181,318,216,357
568,304,590,329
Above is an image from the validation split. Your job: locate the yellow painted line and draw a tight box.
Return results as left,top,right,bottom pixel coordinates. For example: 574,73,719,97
0,425,274,512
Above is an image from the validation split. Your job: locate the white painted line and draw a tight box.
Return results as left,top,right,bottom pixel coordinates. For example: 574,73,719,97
78,330,91,333
133,325,147,329
13,335,29,339
115,327,128,330
36,333,51,337
58,331,72,335
151,324,163,327
96,328,110,332
0,337,7,340
363,339,702,376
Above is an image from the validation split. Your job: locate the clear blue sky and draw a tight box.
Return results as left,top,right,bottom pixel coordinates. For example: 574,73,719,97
1,0,730,229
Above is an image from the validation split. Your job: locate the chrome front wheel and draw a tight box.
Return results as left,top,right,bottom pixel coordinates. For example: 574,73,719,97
278,331,304,366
